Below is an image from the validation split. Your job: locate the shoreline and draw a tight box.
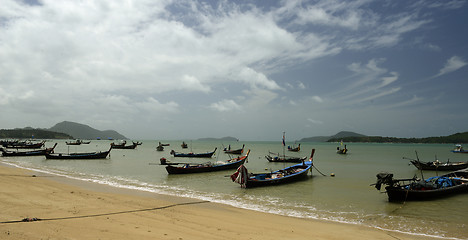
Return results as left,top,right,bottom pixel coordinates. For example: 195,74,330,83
0,163,440,240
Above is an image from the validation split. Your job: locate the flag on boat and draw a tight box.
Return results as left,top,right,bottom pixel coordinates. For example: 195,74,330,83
231,164,248,188
282,132,285,146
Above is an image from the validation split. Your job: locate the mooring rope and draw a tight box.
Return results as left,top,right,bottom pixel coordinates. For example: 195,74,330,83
0,200,210,224
313,165,327,176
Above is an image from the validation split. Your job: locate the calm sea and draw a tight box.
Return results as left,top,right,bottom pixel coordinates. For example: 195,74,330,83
2,140,467,239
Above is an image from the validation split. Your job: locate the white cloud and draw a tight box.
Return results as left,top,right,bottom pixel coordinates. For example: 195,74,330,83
298,82,306,89
386,95,423,109
357,87,401,103
180,75,211,93
433,56,468,78
380,72,399,87
209,99,242,112
311,96,323,103
307,118,323,124
237,67,281,90
137,97,179,114
293,1,366,30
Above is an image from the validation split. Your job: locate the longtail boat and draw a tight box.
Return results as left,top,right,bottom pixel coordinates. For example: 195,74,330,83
1,143,57,157
110,141,137,149
373,169,468,202
45,147,112,159
404,151,468,171
287,143,300,152
265,151,306,163
170,148,217,158
162,150,250,174
3,140,45,149
409,160,468,171
224,144,244,154
232,149,315,188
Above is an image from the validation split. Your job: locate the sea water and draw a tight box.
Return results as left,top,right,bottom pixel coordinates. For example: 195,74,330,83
2,140,468,239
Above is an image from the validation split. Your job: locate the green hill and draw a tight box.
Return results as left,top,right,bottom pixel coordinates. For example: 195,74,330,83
198,136,239,141
49,121,127,140
300,131,366,142
0,128,72,139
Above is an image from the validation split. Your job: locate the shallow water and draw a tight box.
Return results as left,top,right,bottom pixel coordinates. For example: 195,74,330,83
2,140,468,239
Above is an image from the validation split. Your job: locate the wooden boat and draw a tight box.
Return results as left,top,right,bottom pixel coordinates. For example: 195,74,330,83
405,151,468,171
181,142,188,148
66,140,82,145
373,169,468,202
110,141,126,147
162,150,250,174
3,140,45,149
409,159,468,171
110,141,137,149
45,147,112,159
1,143,57,157
452,144,468,153
336,141,348,154
232,149,315,188
170,148,217,158
287,144,300,152
265,151,306,163
156,144,164,151
224,144,244,154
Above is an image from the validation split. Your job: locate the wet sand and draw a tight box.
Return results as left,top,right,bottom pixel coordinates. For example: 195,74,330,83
0,164,436,240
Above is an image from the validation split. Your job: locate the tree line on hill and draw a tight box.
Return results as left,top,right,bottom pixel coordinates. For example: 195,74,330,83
0,128,72,139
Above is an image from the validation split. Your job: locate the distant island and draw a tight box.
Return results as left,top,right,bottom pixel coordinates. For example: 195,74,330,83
326,132,468,144
298,131,468,144
198,136,239,141
0,121,127,140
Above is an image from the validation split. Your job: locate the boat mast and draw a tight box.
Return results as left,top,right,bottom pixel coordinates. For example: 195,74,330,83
282,132,286,157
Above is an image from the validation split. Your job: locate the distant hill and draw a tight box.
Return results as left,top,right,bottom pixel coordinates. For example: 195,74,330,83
198,136,239,141
328,132,468,144
300,131,366,142
0,127,72,139
49,121,127,140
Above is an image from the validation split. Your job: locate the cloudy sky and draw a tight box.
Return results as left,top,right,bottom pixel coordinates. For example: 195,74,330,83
1,0,467,141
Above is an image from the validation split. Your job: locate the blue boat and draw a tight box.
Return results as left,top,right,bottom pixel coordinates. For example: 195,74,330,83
452,144,468,153
232,149,315,188
374,169,468,202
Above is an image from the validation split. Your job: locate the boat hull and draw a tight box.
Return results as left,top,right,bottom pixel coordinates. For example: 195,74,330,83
265,155,305,163
386,184,468,202
452,150,468,153
171,148,217,158
165,157,246,174
379,169,468,202
45,150,111,159
410,160,468,171
245,162,312,188
2,149,48,156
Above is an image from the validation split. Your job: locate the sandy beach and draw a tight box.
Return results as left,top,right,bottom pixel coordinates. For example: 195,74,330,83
0,164,437,240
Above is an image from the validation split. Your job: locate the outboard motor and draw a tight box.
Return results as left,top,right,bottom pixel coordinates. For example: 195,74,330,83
374,172,394,190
